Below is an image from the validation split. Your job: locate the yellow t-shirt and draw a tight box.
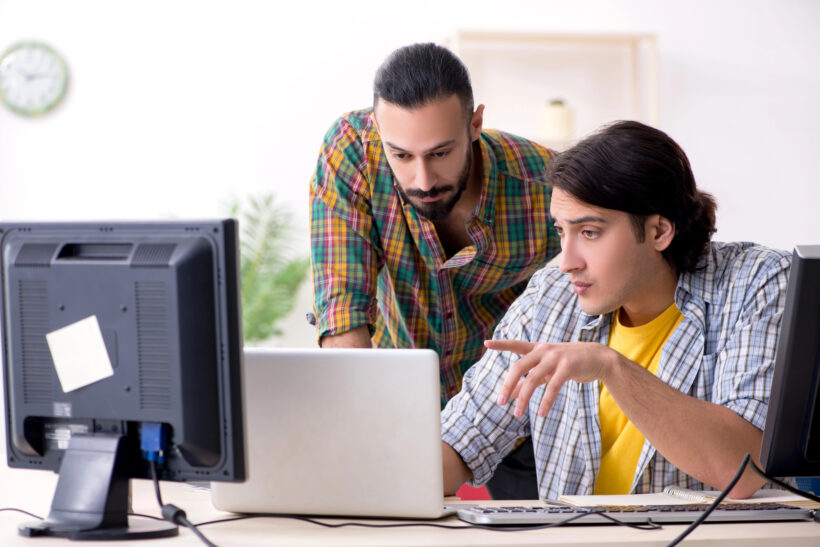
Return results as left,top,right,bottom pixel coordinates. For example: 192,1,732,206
594,302,683,495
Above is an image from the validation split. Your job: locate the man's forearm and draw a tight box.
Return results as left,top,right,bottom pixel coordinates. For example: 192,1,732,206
442,441,472,495
603,353,766,498
320,325,372,348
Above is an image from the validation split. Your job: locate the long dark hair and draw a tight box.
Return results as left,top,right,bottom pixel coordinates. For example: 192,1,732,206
549,121,716,273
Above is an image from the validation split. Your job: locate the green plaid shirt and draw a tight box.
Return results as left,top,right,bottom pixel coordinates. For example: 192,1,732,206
310,108,559,404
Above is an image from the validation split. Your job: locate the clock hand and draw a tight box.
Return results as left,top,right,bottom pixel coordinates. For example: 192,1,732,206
28,72,51,80
23,72,54,82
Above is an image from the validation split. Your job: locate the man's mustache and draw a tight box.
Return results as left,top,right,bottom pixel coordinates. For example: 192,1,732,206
404,186,454,199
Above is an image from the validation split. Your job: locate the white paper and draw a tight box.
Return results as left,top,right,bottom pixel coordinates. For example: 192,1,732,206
46,315,114,393
561,493,695,506
560,488,807,507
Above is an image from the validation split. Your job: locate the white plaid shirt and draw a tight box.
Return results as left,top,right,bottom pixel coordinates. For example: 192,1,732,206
441,241,791,499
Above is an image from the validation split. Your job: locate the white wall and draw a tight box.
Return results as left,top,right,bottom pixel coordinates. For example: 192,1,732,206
1,0,819,351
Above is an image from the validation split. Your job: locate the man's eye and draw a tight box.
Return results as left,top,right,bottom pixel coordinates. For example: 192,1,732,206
554,226,564,237
432,150,450,158
392,153,409,160
582,230,600,240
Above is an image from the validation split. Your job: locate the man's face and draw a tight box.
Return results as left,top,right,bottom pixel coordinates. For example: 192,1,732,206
549,187,671,322
374,94,477,221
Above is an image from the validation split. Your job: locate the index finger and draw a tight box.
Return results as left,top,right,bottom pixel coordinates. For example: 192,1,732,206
496,346,543,407
484,339,537,355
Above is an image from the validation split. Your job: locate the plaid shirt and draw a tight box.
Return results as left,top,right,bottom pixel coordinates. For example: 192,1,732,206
310,109,558,404
442,242,791,499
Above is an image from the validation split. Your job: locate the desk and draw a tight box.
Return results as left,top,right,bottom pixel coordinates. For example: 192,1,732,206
2,465,819,546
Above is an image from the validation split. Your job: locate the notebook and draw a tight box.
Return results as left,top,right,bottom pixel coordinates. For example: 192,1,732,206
211,347,452,519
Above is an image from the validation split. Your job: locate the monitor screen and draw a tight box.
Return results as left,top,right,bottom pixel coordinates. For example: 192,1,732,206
760,245,820,477
1,220,245,539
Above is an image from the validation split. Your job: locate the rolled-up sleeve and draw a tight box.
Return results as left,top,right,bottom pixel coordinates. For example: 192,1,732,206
712,253,791,430
310,118,383,342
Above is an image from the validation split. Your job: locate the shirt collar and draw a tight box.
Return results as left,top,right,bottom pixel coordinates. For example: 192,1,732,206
673,247,719,333
362,109,380,144
473,134,498,227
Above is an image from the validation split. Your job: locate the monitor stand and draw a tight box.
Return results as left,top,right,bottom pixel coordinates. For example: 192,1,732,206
18,434,178,540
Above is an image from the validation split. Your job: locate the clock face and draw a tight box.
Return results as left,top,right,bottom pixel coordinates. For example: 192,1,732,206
0,41,68,117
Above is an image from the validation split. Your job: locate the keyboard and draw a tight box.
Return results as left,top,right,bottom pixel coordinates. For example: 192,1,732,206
457,502,814,525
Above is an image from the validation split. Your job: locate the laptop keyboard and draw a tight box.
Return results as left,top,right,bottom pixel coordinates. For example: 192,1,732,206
457,502,813,525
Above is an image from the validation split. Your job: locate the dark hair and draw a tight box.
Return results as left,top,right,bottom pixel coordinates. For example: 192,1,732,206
549,120,716,273
373,43,474,118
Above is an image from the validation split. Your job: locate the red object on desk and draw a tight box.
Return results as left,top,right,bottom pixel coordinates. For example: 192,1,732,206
456,484,491,500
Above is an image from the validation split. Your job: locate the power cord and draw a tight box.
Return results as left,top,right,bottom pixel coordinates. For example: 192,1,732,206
0,508,176,524
149,457,164,507
192,507,661,532
748,459,820,504
666,453,752,546
0,508,43,520
142,423,218,547
666,453,820,547
147,459,218,547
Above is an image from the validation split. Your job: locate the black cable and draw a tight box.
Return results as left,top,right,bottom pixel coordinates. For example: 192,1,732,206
0,507,43,520
667,453,820,547
128,512,165,522
149,460,164,507
175,510,218,547
594,512,662,530
148,463,218,547
194,508,661,532
195,514,258,527
747,459,820,504
160,504,217,546
666,453,752,547
662,452,820,547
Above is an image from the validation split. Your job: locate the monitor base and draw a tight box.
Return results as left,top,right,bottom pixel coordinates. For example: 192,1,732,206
20,434,179,541
20,517,178,540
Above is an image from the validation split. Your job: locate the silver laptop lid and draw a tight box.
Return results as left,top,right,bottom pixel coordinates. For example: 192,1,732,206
211,347,445,518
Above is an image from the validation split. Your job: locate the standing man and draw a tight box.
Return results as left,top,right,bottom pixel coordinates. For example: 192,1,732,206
442,121,790,499
310,43,560,499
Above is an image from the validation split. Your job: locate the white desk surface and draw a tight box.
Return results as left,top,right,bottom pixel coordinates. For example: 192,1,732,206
2,464,820,547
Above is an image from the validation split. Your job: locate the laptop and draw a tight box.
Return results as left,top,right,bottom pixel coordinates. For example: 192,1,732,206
211,347,455,519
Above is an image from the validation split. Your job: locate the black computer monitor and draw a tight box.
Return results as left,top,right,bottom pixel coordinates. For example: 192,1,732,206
0,220,245,540
760,245,820,477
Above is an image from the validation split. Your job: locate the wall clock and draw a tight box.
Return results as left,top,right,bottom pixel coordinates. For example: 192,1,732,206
0,41,69,117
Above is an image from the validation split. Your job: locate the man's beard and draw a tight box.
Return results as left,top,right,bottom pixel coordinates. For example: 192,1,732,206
395,144,472,222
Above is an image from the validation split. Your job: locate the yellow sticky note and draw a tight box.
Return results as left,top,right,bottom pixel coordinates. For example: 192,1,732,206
46,315,114,393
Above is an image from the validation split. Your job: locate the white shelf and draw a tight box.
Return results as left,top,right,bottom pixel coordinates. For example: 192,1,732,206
445,31,659,150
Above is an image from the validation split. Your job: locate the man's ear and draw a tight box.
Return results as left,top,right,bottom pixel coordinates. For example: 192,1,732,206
651,215,676,252
470,104,485,141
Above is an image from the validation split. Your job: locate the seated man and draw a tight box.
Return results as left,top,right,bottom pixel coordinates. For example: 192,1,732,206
441,120,791,500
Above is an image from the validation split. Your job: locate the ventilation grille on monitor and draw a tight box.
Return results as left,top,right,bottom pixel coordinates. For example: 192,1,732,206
18,279,53,404
14,243,58,267
132,244,176,267
136,281,171,410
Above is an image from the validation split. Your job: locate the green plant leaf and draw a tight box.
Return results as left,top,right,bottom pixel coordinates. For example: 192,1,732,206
228,193,309,342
